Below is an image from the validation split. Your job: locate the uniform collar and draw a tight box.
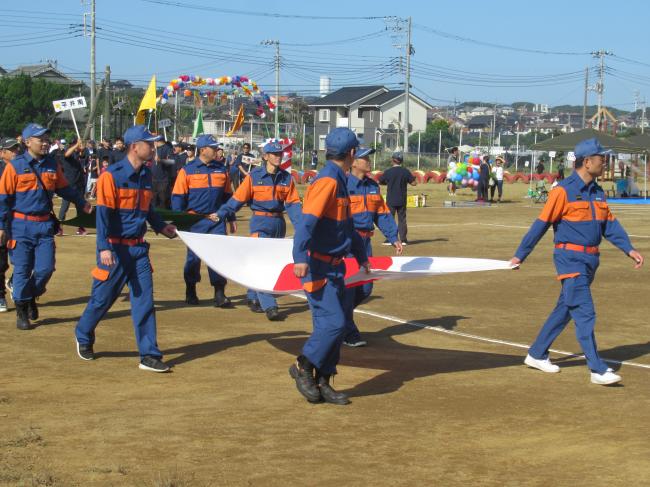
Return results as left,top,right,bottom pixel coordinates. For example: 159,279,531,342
260,164,281,178
119,158,146,178
568,170,594,191
347,173,370,187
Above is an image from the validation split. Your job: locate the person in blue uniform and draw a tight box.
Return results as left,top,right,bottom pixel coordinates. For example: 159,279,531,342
75,125,177,372
290,128,369,405
510,138,644,386
217,140,302,321
0,123,91,330
171,134,236,307
344,147,402,347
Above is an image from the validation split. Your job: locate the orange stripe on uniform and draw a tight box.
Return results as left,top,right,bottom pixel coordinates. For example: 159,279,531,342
172,168,189,196
303,278,327,293
251,185,275,201
349,194,365,215
593,201,614,221
233,174,253,202
563,201,592,222
116,188,152,210
557,272,580,281
209,172,227,188
96,172,117,208
187,174,209,189
538,186,568,223
302,177,337,218
366,194,389,213
15,173,39,192
323,196,350,221
0,163,17,195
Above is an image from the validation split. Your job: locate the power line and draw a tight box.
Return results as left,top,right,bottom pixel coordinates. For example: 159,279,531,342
138,0,389,20
413,23,591,56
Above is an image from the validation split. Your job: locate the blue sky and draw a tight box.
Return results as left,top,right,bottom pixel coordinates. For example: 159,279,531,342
3,0,650,110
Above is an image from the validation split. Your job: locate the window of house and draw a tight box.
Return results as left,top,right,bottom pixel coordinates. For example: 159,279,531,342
398,111,402,122
318,135,327,151
369,110,374,123
357,109,362,118
319,109,330,122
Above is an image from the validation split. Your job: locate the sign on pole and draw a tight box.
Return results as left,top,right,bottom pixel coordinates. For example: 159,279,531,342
52,96,87,139
158,118,172,128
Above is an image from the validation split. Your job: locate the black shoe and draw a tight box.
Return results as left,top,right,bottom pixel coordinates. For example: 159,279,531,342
213,284,232,308
76,341,95,361
138,356,171,373
28,297,38,321
265,306,281,321
15,301,31,330
317,373,350,405
247,299,264,313
185,283,199,305
288,355,321,403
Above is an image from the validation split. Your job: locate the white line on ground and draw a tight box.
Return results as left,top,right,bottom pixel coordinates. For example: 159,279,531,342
289,293,650,371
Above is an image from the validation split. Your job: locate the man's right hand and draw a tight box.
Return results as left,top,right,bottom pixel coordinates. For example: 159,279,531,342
293,263,308,278
509,257,521,269
100,249,115,267
0,230,5,246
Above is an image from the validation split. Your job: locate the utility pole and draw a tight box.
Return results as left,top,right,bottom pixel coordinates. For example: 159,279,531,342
403,16,412,153
582,66,589,129
262,39,281,139
592,49,613,131
82,0,97,139
103,65,111,140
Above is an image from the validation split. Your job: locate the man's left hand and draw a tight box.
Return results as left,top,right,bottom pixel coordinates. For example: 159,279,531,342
161,224,177,239
629,250,644,269
82,203,93,214
228,221,237,234
360,261,371,274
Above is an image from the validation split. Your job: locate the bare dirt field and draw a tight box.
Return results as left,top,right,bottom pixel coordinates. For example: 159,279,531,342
1,182,649,486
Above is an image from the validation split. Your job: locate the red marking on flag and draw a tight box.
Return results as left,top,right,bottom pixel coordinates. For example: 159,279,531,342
272,256,393,292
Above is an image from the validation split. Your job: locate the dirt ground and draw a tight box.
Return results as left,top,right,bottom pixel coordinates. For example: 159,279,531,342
1,182,649,487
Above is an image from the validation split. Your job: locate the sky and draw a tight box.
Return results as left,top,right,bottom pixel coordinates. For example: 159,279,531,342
2,0,650,110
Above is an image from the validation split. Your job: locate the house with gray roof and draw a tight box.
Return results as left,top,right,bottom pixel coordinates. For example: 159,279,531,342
309,85,433,151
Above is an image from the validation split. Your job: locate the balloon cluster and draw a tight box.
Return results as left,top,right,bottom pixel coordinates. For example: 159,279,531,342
448,153,481,189
160,75,275,118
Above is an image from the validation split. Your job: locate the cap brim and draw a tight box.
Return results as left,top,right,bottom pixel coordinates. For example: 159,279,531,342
29,128,50,138
356,148,375,158
142,134,163,142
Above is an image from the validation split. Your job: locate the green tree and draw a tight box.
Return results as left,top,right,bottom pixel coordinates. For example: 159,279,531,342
0,75,74,136
410,119,458,152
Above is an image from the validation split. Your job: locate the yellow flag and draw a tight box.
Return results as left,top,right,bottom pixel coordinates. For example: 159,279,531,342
226,104,245,136
135,75,157,125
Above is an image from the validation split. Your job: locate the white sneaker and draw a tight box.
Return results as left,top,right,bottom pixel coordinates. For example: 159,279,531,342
591,370,621,385
524,354,560,373
0,297,6,312
343,339,367,348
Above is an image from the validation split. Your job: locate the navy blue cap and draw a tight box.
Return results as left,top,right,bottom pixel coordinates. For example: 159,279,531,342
196,134,220,149
22,123,50,140
355,147,375,158
392,151,403,162
325,127,359,154
124,125,162,145
263,141,284,153
574,138,612,158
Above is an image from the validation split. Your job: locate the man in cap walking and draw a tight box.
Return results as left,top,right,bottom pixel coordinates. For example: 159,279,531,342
290,127,369,405
172,134,236,307
511,138,644,385
379,152,416,245
75,125,177,372
0,124,91,330
217,140,302,321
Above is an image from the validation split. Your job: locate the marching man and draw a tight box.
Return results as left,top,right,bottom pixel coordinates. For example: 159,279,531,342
510,138,644,385
290,128,369,406
217,140,302,321
344,147,402,347
75,126,177,372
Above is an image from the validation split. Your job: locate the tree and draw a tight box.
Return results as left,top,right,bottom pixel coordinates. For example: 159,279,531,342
0,75,74,136
409,118,458,153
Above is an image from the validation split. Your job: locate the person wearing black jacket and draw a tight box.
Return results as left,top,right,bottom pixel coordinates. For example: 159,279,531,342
378,152,416,245
58,139,89,235
110,137,127,165
477,155,491,201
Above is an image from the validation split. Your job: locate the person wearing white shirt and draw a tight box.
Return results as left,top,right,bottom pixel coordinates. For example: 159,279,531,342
490,156,505,202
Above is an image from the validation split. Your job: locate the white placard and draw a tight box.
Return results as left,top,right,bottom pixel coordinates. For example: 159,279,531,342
566,151,576,162
548,151,556,157
158,118,173,128
52,96,87,113
242,155,262,167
